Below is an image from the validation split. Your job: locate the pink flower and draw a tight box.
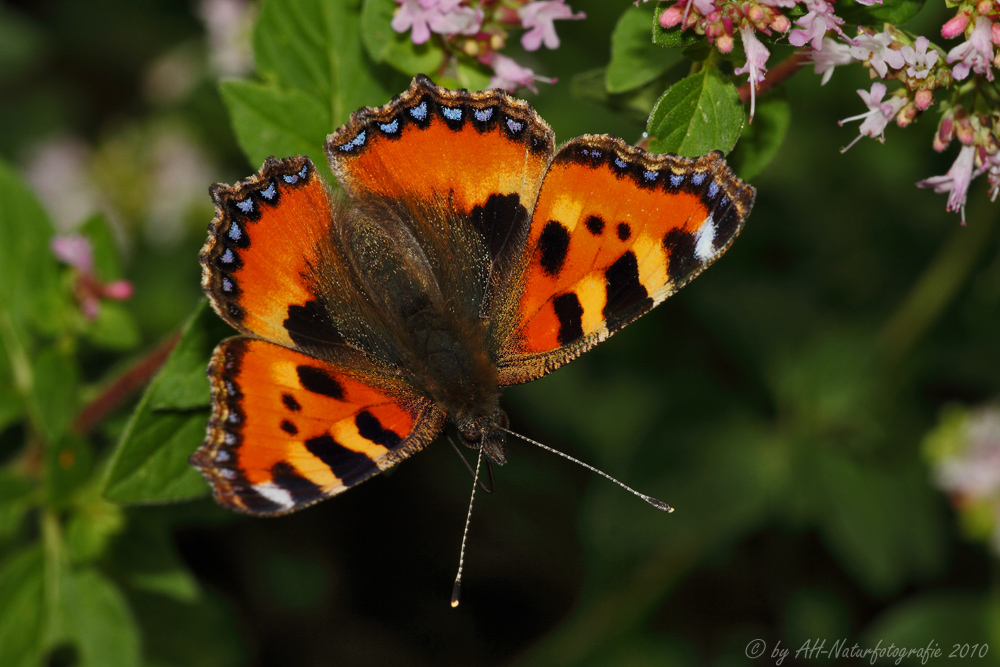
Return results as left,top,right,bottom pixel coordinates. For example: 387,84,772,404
900,35,939,79
518,0,585,51
916,144,977,223
854,0,882,5
488,53,555,93
392,0,483,45
838,82,906,151
850,30,906,78
810,37,853,85
734,24,769,123
51,234,134,320
788,0,846,50
947,17,995,81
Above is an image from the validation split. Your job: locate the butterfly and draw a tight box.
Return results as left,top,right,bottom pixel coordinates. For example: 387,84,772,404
191,75,755,516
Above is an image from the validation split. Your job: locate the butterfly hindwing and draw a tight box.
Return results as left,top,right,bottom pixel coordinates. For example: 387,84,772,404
497,136,755,385
191,337,446,515
201,156,352,355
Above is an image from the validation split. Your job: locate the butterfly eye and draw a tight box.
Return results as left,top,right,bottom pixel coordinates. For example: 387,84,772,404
461,427,482,444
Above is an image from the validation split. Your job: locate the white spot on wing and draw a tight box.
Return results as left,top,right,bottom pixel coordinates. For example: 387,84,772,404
255,481,295,510
694,215,716,262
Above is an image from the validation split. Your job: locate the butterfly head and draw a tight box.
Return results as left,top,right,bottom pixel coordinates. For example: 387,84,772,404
455,407,509,465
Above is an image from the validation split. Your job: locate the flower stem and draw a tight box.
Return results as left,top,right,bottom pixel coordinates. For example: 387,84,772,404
71,331,181,435
737,50,811,104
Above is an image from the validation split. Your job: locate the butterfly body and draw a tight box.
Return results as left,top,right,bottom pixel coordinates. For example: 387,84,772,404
193,75,754,515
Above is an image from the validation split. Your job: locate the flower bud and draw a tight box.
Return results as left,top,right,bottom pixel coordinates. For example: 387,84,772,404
660,5,684,28
915,89,934,110
941,12,970,39
716,32,734,52
770,14,790,32
934,111,955,152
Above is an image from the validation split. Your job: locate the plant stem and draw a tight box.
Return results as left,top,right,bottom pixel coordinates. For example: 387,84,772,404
71,331,181,435
737,50,811,104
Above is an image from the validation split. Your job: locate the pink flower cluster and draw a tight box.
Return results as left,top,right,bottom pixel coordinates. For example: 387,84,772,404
391,0,584,92
656,0,1000,222
51,235,133,320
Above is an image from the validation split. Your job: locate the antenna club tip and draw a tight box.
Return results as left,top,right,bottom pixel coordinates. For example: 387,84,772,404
450,581,462,608
649,499,674,513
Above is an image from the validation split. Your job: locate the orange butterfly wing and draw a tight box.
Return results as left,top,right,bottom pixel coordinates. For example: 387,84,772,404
497,136,755,385
200,156,349,355
191,338,445,515
327,75,554,216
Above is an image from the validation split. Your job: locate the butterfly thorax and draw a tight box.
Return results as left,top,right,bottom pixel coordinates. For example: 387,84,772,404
401,302,509,465
326,198,510,464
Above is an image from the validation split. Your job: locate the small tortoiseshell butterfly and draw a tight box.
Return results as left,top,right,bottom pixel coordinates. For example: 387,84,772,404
192,75,755,516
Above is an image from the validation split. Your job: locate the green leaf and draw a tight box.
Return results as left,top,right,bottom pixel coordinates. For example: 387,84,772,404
652,5,700,49
219,79,333,180
101,303,227,504
454,59,492,92
45,434,92,510
839,0,926,25
113,513,202,603
0,547,46,667
59,569,141,667
224,0,397,177
85,301,141,351
729,91,790,180
30,344,79,443
0,159,62,337
646,66,744,156
65,491,125,565
607,5,679,94
360,0,445,76
571,68,668,126
0,471,34,539
150,301,232,411
79,214,124,283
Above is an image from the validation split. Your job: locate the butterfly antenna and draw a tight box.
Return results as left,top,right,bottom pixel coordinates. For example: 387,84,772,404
447,434,495,493
499,427,674,513
451,448,483,607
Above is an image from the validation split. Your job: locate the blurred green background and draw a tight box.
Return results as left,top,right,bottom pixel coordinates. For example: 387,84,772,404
1,0,999,665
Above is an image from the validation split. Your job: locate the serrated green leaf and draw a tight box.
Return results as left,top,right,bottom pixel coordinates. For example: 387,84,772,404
607,6,678,94
361,0,445,76
150,301,232,411
730,91,790,180
0,547,46,667
101,303,224,504
646,67,744,156
219,79,333,181
652,5,701,48
243,0,394,148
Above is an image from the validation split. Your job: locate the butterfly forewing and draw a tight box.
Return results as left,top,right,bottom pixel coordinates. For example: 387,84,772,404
200,156,354,358
497,136,755,385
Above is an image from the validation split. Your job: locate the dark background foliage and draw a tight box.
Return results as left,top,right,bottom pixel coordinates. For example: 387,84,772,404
1,0,998,665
